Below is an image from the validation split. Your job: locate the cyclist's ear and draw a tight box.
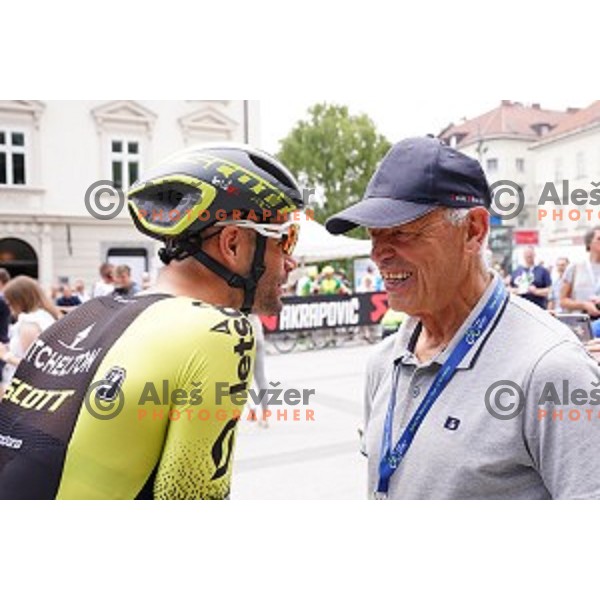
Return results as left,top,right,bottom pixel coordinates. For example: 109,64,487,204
215,225,254,270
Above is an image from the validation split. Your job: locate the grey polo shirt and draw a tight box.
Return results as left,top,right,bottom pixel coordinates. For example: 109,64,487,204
363,273,600,499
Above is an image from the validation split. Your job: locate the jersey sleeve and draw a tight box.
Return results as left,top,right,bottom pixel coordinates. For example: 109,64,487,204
151,305,255,499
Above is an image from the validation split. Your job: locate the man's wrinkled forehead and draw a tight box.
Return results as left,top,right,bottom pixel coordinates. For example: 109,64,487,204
367,207,446,236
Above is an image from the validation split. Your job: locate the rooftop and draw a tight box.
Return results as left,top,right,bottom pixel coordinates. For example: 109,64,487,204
531,100,600,144
439,100,571,147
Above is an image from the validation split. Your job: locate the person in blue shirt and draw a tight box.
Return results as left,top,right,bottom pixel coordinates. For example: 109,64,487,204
113,264,142,298
55,283,82,313
510,247,552,310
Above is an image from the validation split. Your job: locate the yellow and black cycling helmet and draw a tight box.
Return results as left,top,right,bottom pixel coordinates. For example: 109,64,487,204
128,143,303,241
127,144,304,313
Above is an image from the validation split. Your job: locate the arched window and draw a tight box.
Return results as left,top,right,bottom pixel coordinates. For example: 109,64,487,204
0,237,38,278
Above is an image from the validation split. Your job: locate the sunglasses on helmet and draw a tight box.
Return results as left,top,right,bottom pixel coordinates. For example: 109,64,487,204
214,219,300,256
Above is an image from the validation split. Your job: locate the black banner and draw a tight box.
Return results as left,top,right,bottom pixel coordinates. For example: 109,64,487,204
260,292,389,333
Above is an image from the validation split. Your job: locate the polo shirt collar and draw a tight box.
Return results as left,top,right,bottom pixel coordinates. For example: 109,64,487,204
391,271,506,370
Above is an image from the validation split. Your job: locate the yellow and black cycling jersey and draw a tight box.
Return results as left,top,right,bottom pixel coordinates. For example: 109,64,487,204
0,293,255,499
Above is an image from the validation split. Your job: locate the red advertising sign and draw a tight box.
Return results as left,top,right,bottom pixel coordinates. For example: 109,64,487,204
513,229,539,245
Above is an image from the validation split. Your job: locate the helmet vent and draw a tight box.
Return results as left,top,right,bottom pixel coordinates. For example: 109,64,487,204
248,154,296,189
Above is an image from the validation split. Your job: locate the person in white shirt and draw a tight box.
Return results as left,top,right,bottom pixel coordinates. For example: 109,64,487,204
561,226,600,323
73,279,90,303
0,276,62,394
91,263,115,298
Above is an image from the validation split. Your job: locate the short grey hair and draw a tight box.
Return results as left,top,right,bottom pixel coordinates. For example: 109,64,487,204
443,207,489,266
444,208,470,226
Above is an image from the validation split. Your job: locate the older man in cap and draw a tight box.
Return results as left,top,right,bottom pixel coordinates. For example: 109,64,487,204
326,137,600,500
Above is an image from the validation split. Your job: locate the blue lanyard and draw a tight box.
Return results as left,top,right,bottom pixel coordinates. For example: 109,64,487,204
375,278,507,498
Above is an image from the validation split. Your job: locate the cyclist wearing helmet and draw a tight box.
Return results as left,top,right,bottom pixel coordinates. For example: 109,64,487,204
0,144,303,499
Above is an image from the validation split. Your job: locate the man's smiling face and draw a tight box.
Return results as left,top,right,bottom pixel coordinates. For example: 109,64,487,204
368,208,468,315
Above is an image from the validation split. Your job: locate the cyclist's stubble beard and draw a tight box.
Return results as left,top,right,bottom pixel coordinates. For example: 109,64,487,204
252,265,284,315
251,241,287,316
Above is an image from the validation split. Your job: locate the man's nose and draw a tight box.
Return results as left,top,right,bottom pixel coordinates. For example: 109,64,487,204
370,238,396,264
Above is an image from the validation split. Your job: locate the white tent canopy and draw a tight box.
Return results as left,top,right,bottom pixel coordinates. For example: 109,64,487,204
292,212,372,263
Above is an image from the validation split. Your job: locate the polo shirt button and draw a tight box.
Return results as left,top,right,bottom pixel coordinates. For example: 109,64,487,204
412,385,421,397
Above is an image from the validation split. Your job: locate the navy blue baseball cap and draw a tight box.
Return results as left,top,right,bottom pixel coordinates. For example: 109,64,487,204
325,136,491,235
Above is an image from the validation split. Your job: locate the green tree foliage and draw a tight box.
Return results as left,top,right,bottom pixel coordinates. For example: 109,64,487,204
277,103,391,238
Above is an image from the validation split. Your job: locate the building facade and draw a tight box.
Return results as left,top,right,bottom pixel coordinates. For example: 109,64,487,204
0,100,260,290
439,100,570,230
529,101,600,246
438,100,600,269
